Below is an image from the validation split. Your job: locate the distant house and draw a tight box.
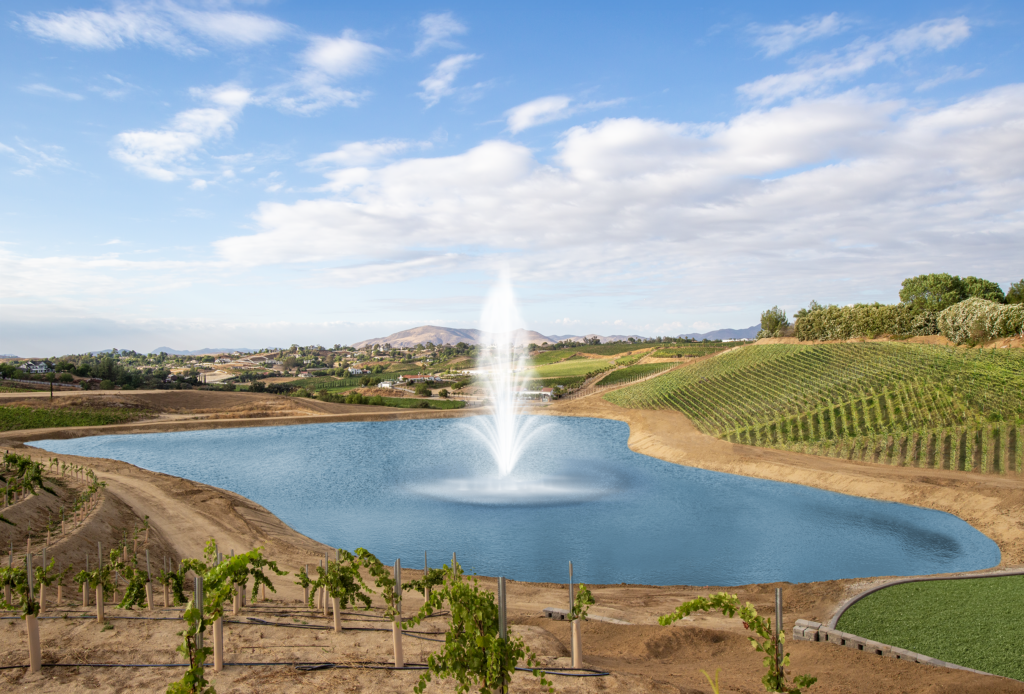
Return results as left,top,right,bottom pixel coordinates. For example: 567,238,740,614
379,381,394,389
20,362,50,374
165,374,177,382
400,374,440,384
348,368,367,375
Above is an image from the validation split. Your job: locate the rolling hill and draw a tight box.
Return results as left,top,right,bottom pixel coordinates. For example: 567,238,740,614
352,326,554,349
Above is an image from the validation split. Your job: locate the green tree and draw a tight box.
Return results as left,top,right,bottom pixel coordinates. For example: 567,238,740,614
1003,279,1023,305
438,388,449,398
759,307,789,338
899,273,966,312
960,276,1005,303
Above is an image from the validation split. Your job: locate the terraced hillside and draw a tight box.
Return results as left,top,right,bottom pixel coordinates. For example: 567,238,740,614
605,343,1024,472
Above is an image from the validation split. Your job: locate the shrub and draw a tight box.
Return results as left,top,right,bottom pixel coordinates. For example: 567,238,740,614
794,304,938,341
937,298,1024,345
414,384,432,397
99,380,114,390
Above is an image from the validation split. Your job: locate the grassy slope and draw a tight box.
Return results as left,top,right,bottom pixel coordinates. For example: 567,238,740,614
605,342,1024,471
836,576,1024,679
526,358,614,379
0,406,151,431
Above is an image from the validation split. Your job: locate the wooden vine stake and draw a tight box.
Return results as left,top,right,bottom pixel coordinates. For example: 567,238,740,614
26,553,41,674
145,550,154,610
392,558,404,668
570,561,582,669
36,549,46,615
303,563,309,606
96,542,104,623
213,616,224,672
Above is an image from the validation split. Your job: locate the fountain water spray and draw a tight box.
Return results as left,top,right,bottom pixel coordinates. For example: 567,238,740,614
413,271,613,505
474,273,534,476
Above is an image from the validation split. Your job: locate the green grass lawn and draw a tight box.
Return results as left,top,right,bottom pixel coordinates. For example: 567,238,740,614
526,358,613,379
836,575,1024,680
0,405,151,431
379,397,465,410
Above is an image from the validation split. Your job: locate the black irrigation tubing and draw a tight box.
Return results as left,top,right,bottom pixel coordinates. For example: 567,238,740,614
1,661,610,677
516,666,611,677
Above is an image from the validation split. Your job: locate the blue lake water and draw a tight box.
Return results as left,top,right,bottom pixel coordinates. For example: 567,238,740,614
32,416,1000,586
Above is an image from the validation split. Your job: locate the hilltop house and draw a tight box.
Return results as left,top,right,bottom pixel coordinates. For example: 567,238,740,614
19,362,50,374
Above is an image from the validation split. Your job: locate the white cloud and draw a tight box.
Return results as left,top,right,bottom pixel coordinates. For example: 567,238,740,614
212,84,1024,305
20,83,84,100
504,95,624,133
19,2,290,54
303,139,428,168
749,13,847,57
414,12,467,55
739,17,971,104
506,96,572,133
418,54,479,107
259,30,382,115
110,83,251,181
301,30,385,76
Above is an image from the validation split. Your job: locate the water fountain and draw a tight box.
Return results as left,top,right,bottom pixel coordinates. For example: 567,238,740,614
414,273,615,505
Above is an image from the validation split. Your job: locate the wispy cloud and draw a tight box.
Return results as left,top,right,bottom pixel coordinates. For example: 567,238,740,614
749,13,848,57
739,17,971,104
110,83,251,181
414,12,467,55
19,1,291,54
20,83,84,100
260,30,383,114
916,65,984,92
0,138,72,175
418,54,479,107
505,95,624,133
304,139,430,168
89,74,138,99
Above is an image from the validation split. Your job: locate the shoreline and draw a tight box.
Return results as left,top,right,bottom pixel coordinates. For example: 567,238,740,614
7,394,1021,578
5,394,1024,691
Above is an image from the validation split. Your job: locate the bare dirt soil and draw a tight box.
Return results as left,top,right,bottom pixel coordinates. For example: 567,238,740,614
2,390,1022,692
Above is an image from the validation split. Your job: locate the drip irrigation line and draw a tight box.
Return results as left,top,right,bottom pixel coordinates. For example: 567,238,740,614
2,661,610,677
517,666,612,677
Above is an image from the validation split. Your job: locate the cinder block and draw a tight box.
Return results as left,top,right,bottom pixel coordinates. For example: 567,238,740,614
861,639,891,656
890,647,916,660
794,619,822,630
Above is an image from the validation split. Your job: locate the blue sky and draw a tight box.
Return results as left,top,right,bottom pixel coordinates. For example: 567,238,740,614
2,1,1023,355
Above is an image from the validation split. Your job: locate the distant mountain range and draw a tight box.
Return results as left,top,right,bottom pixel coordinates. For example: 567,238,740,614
679,325,760,341
353,324,758,348
149,347,257,356
352,326,553,349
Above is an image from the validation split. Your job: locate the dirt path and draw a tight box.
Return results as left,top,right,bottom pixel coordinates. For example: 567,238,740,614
3,391,1023,692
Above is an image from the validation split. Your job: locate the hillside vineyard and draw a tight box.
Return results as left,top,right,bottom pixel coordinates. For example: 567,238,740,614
606,343,1024,472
